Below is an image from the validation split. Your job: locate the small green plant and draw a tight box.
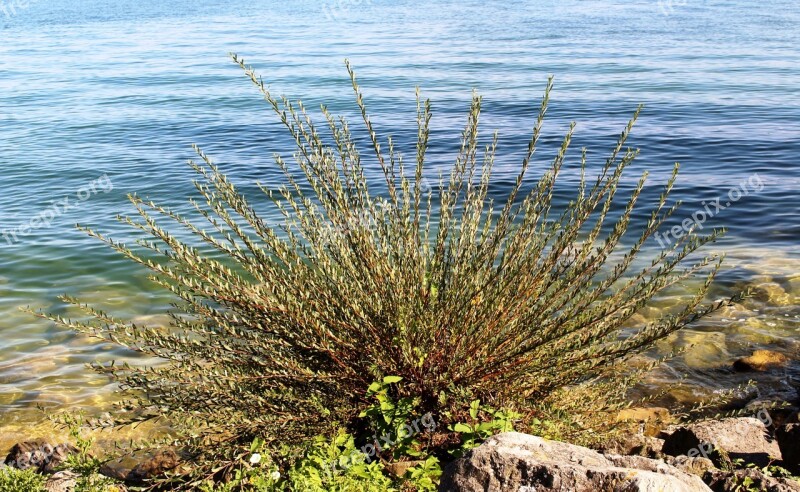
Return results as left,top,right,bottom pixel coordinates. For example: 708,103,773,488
0,467,46,492
286,431,395,492
731,475,759,492
723,458,800,492
762,463,796,480
60,415,125,492
448,400,520,457
359,376,428,460
198,431,395,491
731,457,799,480
404,456,442,492
64,419,102,476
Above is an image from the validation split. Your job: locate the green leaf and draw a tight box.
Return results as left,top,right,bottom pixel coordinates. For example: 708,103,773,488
469,400,480,419
453,423,472,434
250,437,264,453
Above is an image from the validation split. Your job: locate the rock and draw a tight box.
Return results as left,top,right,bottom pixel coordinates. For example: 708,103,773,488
666,385,712,406
716,385,760,413
666,455,716,477
602,434,664,458
788,276,800,296
100,448,179,485
776,424,800,469
617,407,672,423
616,407,673,436
744,382,800,409
99,458,131,482
44,470,78,492
682,332,729,370
4,440,78,473
43,471,127,492
621,313,649,329
744,400,797,428
733,319,783,344
439,432,711,491
704,468,800,492
751,282,793,307
734,350,789,372
661,417,781,467
715,303,758,320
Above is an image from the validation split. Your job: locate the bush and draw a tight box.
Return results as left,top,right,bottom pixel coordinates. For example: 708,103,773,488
0,467,46,492
41,54,734,465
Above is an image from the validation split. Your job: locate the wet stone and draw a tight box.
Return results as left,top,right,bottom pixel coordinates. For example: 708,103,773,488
4,440,78,473
734,350,790,372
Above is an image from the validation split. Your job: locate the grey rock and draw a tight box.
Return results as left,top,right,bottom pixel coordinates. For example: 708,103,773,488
44,471,78,492
666,455,716,477
602,434,664,458
662,417,780,467
439,432,711,491
704,468,800,492
43,471,128,492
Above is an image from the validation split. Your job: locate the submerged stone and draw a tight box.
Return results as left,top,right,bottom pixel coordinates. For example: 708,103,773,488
733,350,789,372
750,282,793,307
681,332,729,369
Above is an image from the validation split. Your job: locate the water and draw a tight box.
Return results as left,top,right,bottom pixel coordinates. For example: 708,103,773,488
0,0,798,437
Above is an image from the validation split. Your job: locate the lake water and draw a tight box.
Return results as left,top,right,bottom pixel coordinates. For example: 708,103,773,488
0,0,798,438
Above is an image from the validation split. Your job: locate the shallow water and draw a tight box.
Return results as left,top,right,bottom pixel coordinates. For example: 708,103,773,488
0,0,798,438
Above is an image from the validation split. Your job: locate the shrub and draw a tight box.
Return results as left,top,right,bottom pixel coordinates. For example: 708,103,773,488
0,467,46,492
40,54,734,464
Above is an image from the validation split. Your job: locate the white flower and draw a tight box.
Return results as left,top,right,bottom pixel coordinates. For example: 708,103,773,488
249,453,262,465
270,471,281,481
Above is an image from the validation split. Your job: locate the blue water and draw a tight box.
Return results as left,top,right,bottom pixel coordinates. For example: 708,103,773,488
0,0,798,425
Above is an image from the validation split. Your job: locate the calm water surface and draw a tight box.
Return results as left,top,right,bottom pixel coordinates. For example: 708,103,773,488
0,0,798,434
